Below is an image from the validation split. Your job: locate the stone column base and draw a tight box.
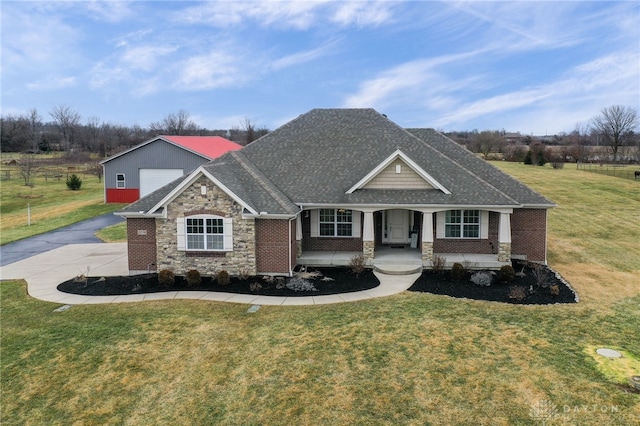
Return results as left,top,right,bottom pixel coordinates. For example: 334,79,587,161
421,241,434,265
363,241,375,265
498,242,511,262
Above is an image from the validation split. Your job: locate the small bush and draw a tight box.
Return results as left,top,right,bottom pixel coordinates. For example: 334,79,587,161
185,269,201,287
158,269,175,287
349,254,366,275
286,277,317,292
249,282,262,293
508,286,527,301
431,255,446,274
238,268,251,280
450,262,465,281
470,271,492,287
550,284,560,297
497,265,515,283
66,173,82,190
217,270,231,286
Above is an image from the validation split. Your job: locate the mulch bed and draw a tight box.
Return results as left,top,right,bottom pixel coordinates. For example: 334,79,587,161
408,261,577,305
57,267,379,297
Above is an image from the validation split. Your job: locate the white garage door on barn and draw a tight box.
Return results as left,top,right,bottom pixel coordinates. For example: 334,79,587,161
139,169,184,198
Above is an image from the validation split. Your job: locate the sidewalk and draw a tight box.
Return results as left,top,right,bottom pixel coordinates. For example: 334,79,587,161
0,243,419,306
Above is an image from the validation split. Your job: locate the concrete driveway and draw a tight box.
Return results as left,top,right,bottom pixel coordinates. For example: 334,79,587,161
0,213,123,266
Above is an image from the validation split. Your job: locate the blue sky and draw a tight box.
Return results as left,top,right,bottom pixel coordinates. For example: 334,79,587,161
2,1,639,135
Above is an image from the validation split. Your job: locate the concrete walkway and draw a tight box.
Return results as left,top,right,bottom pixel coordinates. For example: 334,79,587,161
0,243,420,306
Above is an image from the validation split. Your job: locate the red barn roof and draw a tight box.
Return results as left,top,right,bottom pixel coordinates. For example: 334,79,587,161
161,135,242,159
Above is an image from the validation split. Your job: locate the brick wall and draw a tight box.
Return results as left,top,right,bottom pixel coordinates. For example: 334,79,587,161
255,218,293,274
511,208,547,262
433,211,499,254
155,175,257,276
126,218,157,273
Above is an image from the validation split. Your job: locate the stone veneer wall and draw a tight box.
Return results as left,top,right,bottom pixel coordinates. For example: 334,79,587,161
155,176,257,276
510,208,548,262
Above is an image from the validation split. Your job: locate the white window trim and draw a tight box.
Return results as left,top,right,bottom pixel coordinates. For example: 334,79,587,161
436,210,488,239
177,215,233,252
116,173,125,189
310,209,361,238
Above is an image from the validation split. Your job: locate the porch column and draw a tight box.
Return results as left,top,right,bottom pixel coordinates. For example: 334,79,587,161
421,211,434,264
362,211,375,265
296,214,303,258
498,212,512,262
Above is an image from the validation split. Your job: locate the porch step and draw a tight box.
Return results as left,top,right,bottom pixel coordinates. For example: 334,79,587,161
373,263,423,275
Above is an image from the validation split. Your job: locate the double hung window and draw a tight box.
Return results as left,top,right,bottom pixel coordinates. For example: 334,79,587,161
319,209,353,237
186,217,224,250
445,210,480,238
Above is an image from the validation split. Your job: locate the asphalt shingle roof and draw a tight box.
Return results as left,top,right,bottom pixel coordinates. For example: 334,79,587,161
119,108,554,216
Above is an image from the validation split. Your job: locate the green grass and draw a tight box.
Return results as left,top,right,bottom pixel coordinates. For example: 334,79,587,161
2,162,640,425
0,159,125,244
95,221,127,242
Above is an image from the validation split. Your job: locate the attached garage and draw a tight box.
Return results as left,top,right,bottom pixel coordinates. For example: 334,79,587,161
139,168,183,198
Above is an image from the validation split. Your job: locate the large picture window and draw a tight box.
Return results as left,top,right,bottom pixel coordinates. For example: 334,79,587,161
445,210,480,238
186,217,224,250
319,209,353,237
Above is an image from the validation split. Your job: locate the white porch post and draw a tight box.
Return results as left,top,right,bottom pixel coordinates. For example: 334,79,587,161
295,213,303,257
362,211,375,264
421,211,434,264
498,212,512,262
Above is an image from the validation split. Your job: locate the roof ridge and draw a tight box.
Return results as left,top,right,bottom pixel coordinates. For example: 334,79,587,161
230,151,298,214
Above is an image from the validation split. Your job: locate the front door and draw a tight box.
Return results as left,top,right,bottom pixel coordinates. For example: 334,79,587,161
387,209,409,244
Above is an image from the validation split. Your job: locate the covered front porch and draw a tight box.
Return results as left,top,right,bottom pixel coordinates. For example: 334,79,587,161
297,246,510,274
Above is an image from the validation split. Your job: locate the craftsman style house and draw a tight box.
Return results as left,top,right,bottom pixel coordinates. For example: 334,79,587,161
116,109,554,276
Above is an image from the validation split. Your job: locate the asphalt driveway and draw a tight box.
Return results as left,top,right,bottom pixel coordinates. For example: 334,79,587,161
0,213,124,266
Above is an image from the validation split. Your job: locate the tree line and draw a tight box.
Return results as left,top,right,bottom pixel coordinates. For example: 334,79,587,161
2,104,637,164
1,106,268,155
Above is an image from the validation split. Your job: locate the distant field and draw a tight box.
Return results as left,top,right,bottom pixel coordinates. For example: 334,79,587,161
0,153,124,244
576,162,640,181
1,162,639,425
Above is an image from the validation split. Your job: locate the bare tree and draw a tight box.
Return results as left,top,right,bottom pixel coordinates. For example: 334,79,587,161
27,108,42,152
470,130,503,159
591,105,638,163
18,153,38,186
49,105,81,153
85,116,102,154
149,109,198,135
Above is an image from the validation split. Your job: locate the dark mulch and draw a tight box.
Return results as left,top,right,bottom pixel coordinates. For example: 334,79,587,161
57,267,379,297
408,261,577,305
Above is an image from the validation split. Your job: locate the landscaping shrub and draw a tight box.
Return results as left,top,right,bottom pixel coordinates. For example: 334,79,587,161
158,269,175,287
450,262,465,281
185,269,201,287
497,265,515,283
431,255,446,274
217,270,231,286
349,254,366,275
550,284,560,296
470,271,492,287
286,277,317,292
508,285,527,301
66,173,82,190
249,282,262,293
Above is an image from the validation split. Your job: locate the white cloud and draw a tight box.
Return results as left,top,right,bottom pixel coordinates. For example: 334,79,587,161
175,50,249,91
26,76,77,91
331,1,395,27
271,41,338,70
120,45,178,71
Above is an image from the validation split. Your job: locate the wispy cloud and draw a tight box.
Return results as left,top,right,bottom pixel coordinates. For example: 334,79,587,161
26,76,77,91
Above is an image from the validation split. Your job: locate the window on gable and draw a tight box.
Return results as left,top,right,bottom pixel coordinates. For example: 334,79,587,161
445,210,480,238
319,209,353,237
186,217,225,250
116,173,125,189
